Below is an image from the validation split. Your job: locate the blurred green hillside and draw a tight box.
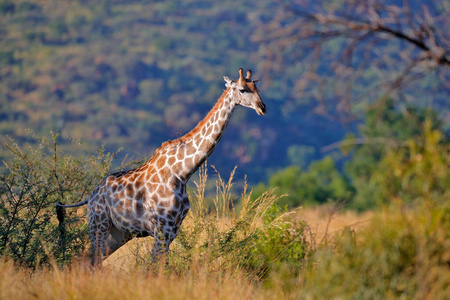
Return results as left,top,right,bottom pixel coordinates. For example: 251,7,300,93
0,0,351,182
0,0,448,185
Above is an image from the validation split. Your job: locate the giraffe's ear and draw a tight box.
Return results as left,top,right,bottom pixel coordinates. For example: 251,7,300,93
223,76,235,88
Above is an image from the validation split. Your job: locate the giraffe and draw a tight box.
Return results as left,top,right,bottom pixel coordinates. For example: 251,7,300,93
56,68,266,265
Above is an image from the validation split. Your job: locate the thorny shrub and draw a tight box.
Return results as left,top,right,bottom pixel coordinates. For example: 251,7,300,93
0,132,124,268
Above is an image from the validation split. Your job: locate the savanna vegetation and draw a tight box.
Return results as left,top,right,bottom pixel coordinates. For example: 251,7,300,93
1,129,449,299
1,0,449,298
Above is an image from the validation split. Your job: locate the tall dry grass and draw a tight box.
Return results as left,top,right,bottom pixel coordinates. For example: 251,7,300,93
299,201,450,299
3,163,447,299
0,203,373,300
0,258,268,300
295,204,373,246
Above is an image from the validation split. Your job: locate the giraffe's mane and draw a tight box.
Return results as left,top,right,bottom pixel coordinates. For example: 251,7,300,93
116,87,231,173
159,87,231,149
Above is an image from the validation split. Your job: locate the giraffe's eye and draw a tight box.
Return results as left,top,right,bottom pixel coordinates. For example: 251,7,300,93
239,89,246,93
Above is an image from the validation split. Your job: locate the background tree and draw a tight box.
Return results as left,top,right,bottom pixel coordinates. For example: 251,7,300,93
249,0,449,210
252,156,355,208
340,100,447,210
254,0,449,120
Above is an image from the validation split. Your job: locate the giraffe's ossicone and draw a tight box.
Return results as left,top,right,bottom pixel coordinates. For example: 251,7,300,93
57,68,266,265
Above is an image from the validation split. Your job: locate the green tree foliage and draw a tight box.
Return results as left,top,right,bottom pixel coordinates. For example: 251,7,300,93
374,120,449,207
252,102,448,212
0,133,122,268
252,157,354,208
345,100,448,210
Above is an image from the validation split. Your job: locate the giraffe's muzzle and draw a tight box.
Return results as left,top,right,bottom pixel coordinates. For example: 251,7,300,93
256,100,266,115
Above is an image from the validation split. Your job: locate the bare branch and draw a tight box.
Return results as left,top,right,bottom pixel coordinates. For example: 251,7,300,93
255,0,449,118
286,3,449,65
321,137,408,153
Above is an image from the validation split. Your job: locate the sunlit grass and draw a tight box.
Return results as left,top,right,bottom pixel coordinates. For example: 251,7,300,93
0,258,266,300
0,203,368,300
2,163,448,299
3,201,447,299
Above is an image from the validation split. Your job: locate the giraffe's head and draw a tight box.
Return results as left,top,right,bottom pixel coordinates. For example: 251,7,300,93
224,68,266,115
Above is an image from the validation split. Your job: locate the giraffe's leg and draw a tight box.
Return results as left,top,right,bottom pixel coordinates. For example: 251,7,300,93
151,230,173,263
89,226,109,266
151,238,168,256
88,211,111,266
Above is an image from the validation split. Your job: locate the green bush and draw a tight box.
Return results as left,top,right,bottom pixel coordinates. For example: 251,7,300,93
300,201,450,299
0,132,121,268
345,100,447,210
245,204,308,279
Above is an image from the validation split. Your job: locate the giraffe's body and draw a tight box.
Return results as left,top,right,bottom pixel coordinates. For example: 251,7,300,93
57,69,266,264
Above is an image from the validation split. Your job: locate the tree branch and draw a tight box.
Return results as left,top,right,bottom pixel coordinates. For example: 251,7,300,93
281,1,450,66
321,137,408,153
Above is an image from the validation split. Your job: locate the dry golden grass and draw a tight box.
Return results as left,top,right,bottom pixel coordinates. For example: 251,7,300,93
0,258,266,300
4,202,446,299
1,205,371,300
2,200,447,299
295,205,373,244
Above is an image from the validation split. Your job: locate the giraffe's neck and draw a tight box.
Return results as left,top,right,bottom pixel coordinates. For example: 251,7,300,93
161,88,236,181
